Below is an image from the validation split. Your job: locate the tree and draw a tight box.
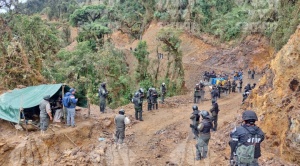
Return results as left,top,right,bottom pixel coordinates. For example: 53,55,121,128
69,5,107,26
157,28,184,95
133,41,151,83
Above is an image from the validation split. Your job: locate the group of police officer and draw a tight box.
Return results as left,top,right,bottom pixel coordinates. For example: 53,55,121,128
104,79,265,165
190,98,264,165
132,83,167,121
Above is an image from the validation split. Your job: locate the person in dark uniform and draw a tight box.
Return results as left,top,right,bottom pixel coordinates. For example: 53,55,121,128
151,88,158,110
210,100,219,131
194,84,201,103
229,110,264,166
160,83,167,103
238,79,243,93
232,80,237,93
99,82,108,113
190,105,200,139
132,92,143,121
147,88,153,111
195,110,212,160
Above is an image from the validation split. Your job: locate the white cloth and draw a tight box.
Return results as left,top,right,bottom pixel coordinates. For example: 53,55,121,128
53,109,62,122
124,117,130,125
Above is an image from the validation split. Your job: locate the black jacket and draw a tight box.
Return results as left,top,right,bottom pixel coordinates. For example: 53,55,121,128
230,124,265,158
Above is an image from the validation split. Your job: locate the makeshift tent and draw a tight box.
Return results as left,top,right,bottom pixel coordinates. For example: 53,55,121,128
0,84,87,123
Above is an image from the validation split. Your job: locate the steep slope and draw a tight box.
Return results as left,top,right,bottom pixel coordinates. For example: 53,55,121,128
111,22,274,90
248,25,300,164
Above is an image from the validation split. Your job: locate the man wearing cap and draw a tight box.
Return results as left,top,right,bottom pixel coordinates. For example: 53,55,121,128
114,109,130,149
64,88,78,127
39,95,52,135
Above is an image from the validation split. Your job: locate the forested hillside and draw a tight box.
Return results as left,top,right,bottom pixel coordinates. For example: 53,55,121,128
1,0,299,107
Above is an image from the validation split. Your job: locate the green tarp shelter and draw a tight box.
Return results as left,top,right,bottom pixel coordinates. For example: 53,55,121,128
0,84,86,123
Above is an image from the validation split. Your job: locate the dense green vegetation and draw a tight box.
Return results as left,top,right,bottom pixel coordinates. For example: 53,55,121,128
154,0,300,50
0,0,299,108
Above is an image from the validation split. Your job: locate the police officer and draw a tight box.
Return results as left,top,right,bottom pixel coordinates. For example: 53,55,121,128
160,83,167,103
232,80,237,93
217,82,222,98
151,88,158,110
114,109,129,149
247,69,251,79
132,92,143,121
190,105,200,139
211,86,219,104
244,83,252,93
210,100,219,131
194,84,201,103
227,80,232,94
238,79,243,93
229,110,265,166
251,69,255,79
39,95,52,135
99,82,108,113
138,88,145,101
195,110,212,160
147,88,152,111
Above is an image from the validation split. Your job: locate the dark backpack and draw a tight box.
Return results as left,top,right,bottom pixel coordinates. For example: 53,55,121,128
236,127,257,164
62,96,71,107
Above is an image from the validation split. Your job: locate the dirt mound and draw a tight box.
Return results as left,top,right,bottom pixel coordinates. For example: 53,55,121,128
248,25,300,164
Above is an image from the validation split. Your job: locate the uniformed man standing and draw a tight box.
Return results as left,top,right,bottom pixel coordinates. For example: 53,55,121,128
247,69,251,79
194,84,201,103
151,88,158,110
138,88,145,102
227,80,232,94
132,92,143,121
39,95,53,135
99,82,108,113
195,111,212,160
199,81,205,101
238,79,243,93
229,110,265,166
114,109,130,149
210,100,219,131
190,105,200,139
160,83,167,103
232,80,237,93
211,86,219,103
251,69,255,79
147,88,152,111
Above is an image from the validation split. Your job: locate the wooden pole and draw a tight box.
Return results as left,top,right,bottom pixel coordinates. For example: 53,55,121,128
88,99,91,118
64,133,77,147
62,85,66,124
20,94,28,135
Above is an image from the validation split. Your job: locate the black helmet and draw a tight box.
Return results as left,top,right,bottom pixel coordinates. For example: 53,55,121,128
192,105,198,110
119,109,125,115
134,92,139,97
101,82,106,87
139,88,144,93
242,110,258,121
200,110,210,119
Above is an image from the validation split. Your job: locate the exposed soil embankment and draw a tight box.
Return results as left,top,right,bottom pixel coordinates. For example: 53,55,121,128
248,25,300,164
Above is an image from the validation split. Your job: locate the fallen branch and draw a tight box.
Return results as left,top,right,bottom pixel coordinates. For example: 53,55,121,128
64,133,78,147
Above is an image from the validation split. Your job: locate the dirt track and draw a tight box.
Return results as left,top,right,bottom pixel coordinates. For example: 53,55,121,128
0,22,295,165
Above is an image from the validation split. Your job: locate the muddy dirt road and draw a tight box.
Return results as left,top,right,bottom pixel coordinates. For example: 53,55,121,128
0,77,295,166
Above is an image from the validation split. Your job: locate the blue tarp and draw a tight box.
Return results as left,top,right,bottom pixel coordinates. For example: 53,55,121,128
211,78,225,85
